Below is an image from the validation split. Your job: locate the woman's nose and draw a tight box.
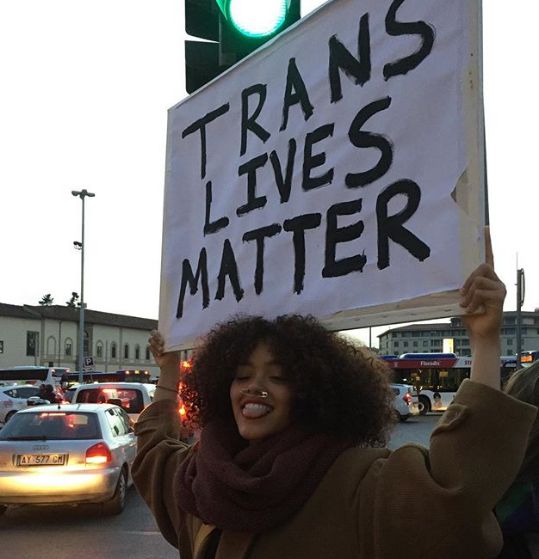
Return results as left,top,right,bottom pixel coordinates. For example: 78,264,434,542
241,382,269,399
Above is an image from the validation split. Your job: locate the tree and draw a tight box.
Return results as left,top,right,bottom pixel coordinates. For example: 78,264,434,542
66,292,80,308
39,294,54,306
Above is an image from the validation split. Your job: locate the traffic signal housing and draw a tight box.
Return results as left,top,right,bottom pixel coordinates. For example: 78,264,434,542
185,0,301,93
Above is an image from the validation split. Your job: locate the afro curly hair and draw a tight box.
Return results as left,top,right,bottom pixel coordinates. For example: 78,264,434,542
184,314,396,446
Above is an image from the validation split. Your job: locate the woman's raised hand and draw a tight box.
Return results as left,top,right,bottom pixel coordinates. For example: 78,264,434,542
149,330,180,370
460,227,506,342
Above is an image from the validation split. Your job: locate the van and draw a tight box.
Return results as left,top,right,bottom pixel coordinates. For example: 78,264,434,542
71,382,155,422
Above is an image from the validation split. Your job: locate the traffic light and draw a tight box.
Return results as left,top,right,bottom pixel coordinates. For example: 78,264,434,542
185,0,301,94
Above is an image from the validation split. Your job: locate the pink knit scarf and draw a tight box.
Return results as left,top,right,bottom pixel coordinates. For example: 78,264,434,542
176,421,353,533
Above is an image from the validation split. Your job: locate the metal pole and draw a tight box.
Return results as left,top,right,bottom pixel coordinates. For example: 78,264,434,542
79,195,85,382
72,189,95,384
516,268,525,369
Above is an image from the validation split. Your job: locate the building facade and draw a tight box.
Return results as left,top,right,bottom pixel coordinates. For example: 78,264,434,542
0,303,161,376
378,311,539,357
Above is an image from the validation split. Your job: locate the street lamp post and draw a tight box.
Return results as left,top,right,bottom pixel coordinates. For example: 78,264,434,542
72,189,95,384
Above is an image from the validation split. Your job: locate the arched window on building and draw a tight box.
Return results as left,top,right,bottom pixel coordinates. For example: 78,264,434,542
47,336,56,357
111,342,117,360
124,344,129,359
96,341,104,359
135,345,140,360
65,338,73,357
145,346,151,361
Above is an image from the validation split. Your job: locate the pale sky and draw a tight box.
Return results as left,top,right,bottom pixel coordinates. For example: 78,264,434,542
0,0,537,347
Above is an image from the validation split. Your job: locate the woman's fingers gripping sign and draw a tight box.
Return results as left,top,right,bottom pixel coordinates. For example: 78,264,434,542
460,227,506,340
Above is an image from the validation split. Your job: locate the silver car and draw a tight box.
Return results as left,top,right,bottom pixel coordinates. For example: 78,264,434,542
0,384,41,424
390,383,414,421
0,403,136,516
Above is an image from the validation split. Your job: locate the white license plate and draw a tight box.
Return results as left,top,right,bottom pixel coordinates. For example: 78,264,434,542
16,454,67,466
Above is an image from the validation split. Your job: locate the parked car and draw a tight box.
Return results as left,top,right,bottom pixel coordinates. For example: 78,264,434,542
0,403,136,516
62,385,80,403
390,383,413,421
71,383,155,422
0,385,41,425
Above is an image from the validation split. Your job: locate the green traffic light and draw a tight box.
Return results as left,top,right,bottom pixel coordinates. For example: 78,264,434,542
216,0,291,38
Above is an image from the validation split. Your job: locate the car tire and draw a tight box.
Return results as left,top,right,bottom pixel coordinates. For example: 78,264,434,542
4,411,17,423
103,469,127,515
418,395,431,416
399,413,410,422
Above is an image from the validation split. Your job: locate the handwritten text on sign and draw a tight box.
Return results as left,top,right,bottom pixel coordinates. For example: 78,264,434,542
161,0,476,348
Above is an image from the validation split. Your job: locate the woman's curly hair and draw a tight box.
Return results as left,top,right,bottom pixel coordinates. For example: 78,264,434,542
184,314,396,446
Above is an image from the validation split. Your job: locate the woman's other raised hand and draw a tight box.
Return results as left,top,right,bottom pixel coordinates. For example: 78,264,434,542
459,227,506,343
459,227,506,389
149,330,181,371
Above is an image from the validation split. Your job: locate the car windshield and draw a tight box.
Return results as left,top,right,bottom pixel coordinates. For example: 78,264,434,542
0,411,101,440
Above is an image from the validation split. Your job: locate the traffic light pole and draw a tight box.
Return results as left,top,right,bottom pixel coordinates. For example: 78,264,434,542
516,267,524,369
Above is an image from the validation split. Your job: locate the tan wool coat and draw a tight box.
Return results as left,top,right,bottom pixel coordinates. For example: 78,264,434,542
132,380,537,559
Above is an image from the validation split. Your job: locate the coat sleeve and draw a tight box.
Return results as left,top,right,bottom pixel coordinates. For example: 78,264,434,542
358,380,537,559
132,399,197,553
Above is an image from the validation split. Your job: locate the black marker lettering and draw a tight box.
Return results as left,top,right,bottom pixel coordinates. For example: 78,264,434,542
283,213,322,294
323,199,366,277
329,13,371,103
204,181,229,236
215,239,244,302
281,58,314,131
176,248,210,318
270,139,297,204
182,103,230,179
383,0,435,80
303,123,335,191
236,154,269,216
241,84,270,157
346,97,393,188
243,224,282,294
376,179,431,269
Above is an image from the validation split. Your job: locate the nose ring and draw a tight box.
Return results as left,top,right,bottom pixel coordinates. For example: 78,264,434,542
241,388,268,398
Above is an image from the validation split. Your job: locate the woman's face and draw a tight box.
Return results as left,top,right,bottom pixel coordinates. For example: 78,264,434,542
230,342,294,441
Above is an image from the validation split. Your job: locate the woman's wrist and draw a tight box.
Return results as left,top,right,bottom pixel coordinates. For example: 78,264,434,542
470,338,501,390
154,382,179,402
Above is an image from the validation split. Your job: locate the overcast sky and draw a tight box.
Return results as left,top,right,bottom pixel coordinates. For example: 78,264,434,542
0,0,537,346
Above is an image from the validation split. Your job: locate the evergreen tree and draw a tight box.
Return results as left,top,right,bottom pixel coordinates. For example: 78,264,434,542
39,293,54,306
66,292,80,308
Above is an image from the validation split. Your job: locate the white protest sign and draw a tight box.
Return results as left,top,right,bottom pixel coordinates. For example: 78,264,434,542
160,0,484,350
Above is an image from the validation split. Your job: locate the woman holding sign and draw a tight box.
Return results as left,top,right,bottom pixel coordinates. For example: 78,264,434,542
132,230,537,559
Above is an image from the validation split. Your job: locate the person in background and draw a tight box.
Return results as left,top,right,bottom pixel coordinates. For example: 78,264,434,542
38,383,60,404
132,230,537,559
496,362,539,558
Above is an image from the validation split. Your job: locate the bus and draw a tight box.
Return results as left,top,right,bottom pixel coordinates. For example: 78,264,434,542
381,354,517,414
520,350,539,366
62,369,152,387
0,366,69,387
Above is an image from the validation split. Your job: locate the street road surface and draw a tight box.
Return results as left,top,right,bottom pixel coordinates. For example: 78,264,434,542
0,488,179,559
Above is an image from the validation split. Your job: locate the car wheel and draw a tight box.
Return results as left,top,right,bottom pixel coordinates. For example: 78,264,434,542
418,396,431,416
399,413,409,422
4,411,17,423
103,469,127,515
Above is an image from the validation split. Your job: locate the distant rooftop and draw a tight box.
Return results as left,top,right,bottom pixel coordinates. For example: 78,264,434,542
0,303,157,331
